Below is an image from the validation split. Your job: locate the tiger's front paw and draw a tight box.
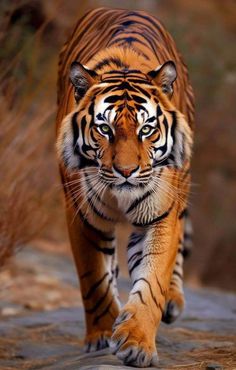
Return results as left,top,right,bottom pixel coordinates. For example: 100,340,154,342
85,330,111,352
110,306,159,367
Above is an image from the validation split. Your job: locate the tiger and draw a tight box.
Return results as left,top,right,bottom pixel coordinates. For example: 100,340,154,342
56,7,194,368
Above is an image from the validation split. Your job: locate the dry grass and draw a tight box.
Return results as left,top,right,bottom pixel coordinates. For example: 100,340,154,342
0,1,62,266
0,93,56,266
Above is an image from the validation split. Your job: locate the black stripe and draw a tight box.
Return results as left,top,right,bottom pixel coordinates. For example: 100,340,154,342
92,244,115,255
142,252,161,259
138,174,152,180
112,29,155,45
78,155,98,169
121,20,135,26
104,93,131,103
131,94,147,104
126,190,153,214
81,229,115,255
118,29,159,60
80,116,94,155
129,258,142,274
101,84,121,94
83,273,109,300
146,116,156,123
178,247,183,254
94,57,128,71
127,233,145,249
93,297,114,325
113,81,138,92
170,111,177,148
112,265,119,278
127,78,152,85
133,277,163,313
94,58,111,71
110,36,148,48
72,112,79,154
154,115,168,155
179,207,188,219
102,70,125,75
103,69,145,75
79,211,114,241
86,277,113,314
96,112,105,121
132,203,174,227
79,228,115,258
155,273,165,296
88,100,95,122
87,196,115,221
182,247,190,258
131,290,146,305
157,105,162,116
183,232,191,240
135,103,148,114
178,246,190,259
127,12,164,35
81,271,93,280
128,251,142,265
134,84,151,98
101,78,124,83
173,269,183,279
133,348,143,364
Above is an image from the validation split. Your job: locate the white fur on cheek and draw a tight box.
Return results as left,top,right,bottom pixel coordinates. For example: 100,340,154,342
56,112,80,170
171,112,193,167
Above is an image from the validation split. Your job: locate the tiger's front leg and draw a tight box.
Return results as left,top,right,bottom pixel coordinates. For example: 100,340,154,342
66,206,120,352
111,205,180,367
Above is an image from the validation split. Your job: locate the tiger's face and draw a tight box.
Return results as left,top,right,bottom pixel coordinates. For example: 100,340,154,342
57,62,192,193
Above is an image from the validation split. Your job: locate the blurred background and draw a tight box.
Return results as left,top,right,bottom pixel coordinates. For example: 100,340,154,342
0,0,235,292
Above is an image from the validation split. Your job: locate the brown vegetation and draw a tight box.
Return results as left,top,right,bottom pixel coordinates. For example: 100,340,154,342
0,96,55,266
0,1,60,266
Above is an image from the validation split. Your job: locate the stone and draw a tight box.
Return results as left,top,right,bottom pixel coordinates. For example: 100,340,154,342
0,245,235,369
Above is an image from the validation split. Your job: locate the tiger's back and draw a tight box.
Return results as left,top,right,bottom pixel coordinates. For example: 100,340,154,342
56,8,194,368
57,8,194,128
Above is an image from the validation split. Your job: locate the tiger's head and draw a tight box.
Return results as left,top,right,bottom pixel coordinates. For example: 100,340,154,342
57,60,192,194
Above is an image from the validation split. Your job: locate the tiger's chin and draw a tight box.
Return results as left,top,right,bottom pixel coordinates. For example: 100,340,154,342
114,182,147,191
110,180,152,204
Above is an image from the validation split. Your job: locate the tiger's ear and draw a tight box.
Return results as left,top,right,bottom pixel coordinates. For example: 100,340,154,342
148,61,177,96
70,61,98,102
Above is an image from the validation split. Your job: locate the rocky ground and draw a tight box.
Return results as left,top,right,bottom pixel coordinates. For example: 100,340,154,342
0,241,235,370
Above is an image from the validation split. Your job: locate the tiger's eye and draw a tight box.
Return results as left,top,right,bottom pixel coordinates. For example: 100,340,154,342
100,124,111,134
140,125,152,135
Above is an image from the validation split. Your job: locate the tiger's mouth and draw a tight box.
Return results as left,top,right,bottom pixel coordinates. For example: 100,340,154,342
115,180,146,190
99,171,152,190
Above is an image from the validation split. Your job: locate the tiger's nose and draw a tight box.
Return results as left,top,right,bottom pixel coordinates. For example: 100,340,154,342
113,164,139,178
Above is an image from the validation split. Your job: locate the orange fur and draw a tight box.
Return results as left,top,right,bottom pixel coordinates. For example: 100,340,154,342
56,8,194,367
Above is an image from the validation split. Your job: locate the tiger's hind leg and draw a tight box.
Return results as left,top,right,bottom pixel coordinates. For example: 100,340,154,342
162,209,193,324
66,206,120,352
